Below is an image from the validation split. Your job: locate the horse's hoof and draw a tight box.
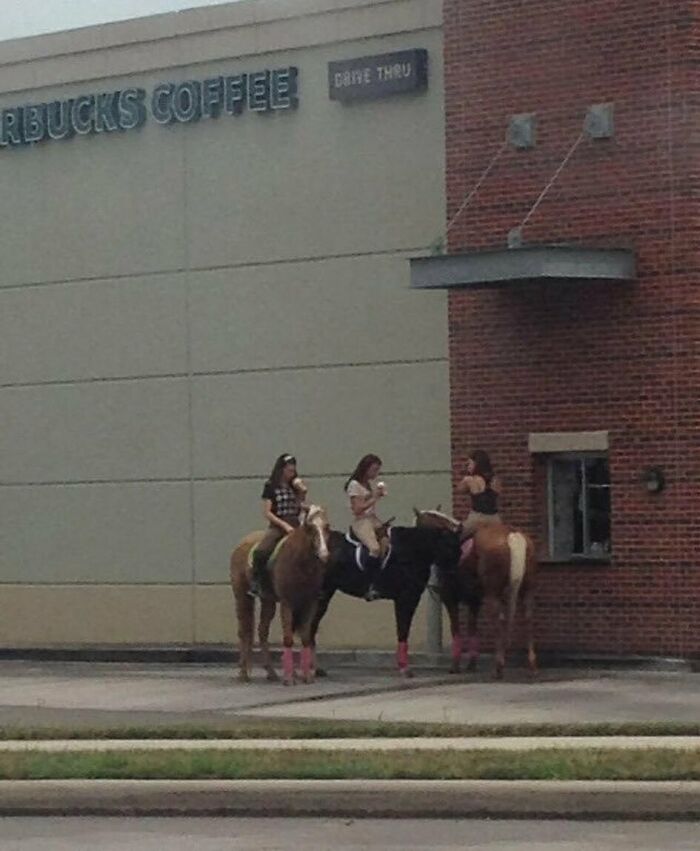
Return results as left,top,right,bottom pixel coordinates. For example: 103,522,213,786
449,661,461,675
494,666,505,681
238,671,251,684
283,677,294,686
399,667,414,680
303,674,315,685
265,669,279,683
466,657,478,673
315,667,328,678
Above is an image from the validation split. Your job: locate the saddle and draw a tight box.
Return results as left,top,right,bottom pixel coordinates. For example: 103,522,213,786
344,528,393,572
247,535,288,572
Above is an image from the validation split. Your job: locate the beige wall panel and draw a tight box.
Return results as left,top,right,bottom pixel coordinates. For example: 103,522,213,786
184,33,444,266
195,583,450,650
0,102,185,287
0,275,188,385
0,1,442,93
189,256,447,373
0,379,191,483
0,586,193,645
193,473,451,584
190,360,450,480
0,483,192,584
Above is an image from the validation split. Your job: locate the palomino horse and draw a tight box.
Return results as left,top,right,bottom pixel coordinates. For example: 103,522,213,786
308,524,451,678
415,510,537,679
229,505,330,685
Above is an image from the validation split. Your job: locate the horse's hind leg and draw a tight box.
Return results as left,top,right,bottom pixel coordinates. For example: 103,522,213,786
465,599,482,672
493,593,508,680
523,583,538,677
258,596,278,682
279,602,296,686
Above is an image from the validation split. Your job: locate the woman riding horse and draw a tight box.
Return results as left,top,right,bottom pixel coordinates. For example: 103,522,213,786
345,453,388,601
230,503,330,684
249,453,308,598
415,507,537,679
457,449,502,537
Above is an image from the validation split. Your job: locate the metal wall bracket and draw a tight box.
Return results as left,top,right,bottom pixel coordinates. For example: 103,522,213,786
507,113,536,149
584,103,614,139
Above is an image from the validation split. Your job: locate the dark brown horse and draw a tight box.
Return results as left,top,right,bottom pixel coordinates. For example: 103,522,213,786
415,509,537,679
230,505,330,685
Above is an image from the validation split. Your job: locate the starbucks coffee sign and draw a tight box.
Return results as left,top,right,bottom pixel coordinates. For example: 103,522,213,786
0,65,299,151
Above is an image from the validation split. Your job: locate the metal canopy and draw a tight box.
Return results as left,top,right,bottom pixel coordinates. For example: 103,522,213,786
410,245,636,290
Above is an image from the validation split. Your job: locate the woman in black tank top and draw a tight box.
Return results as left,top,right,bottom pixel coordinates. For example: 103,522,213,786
457,449,502,537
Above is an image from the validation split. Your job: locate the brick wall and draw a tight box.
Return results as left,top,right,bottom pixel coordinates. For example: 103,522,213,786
444,0,699,656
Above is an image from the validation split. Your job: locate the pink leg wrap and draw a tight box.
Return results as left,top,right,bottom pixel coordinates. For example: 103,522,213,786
467,636,480,659
282,647,294,681
451,635,463,661
397,641,409,670
301,647,313,678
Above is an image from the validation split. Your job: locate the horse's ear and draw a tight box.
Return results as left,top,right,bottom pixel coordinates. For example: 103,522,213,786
413,507,420,519
435,504,442,512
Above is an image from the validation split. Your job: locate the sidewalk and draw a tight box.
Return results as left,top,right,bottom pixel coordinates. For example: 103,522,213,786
1,659,698,820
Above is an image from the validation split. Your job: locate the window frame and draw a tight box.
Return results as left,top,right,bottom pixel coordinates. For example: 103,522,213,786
545,450,612,563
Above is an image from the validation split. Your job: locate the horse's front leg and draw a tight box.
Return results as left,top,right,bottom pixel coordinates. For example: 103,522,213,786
258,595,278,682
298,600,320,684
442,596,462,674
394,591,422,679
279,602,296,685
309,588,335,678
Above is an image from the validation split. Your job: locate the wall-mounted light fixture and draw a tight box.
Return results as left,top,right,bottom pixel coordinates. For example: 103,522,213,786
641,466,665,494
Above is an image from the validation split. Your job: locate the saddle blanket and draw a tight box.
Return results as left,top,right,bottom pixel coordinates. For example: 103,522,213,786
344,528,392,572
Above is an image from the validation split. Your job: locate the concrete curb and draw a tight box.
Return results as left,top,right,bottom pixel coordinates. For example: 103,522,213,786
1,779,699,820
0,645,694,672
2,735,700,752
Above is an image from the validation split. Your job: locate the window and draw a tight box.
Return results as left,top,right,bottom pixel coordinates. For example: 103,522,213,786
547,454,611,560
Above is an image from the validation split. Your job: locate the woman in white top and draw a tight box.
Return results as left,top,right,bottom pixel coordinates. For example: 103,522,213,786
345,453,387,600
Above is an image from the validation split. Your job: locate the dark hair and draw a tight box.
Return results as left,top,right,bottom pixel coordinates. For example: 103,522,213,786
345,454,382,491
268,453,297,488
469,449,494,482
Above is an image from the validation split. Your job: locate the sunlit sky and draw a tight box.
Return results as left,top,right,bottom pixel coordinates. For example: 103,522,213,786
2,0,245,42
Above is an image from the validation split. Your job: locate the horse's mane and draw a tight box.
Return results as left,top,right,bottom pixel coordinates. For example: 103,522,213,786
418,509,460,527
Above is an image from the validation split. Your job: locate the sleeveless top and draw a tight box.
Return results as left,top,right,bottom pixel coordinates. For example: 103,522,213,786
471,483,499,515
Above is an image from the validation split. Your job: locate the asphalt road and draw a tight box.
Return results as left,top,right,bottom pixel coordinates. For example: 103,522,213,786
1,818,699,850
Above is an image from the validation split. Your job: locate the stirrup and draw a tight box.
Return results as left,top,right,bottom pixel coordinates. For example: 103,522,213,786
364,584,382,601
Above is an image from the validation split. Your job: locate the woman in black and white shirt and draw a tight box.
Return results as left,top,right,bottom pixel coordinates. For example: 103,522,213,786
249,453,308,596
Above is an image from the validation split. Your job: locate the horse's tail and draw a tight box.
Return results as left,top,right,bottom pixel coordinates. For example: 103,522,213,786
506,532,528,631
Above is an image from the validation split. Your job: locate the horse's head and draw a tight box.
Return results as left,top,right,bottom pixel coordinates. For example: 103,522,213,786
413,507,462,535
303,504,330,563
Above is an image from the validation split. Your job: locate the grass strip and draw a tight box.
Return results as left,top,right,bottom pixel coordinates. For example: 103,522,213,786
1,720,699,741
0,748,698,781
